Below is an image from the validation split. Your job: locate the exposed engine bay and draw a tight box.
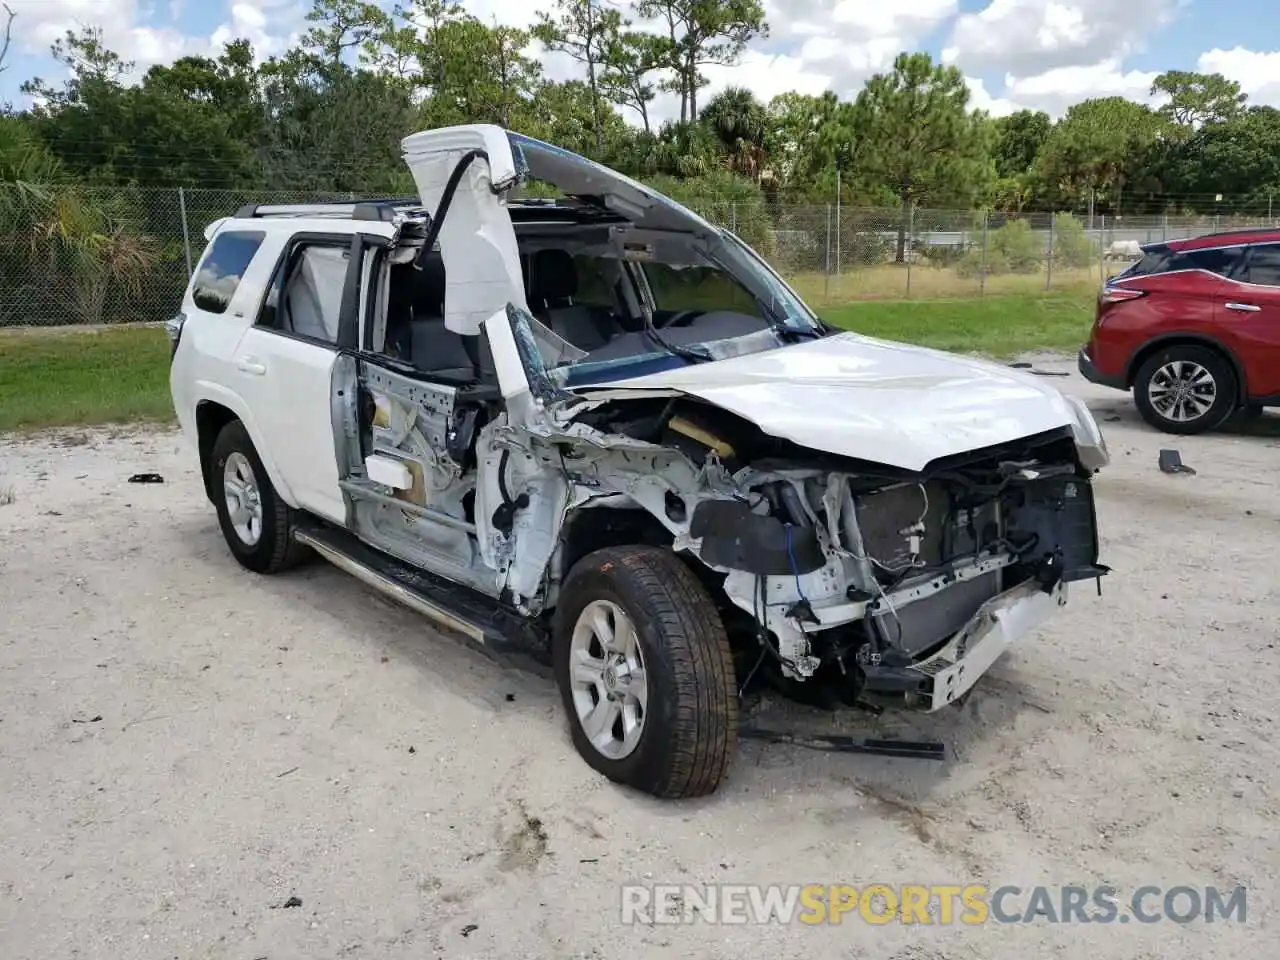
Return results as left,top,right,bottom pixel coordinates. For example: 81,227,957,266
523,392,1107,709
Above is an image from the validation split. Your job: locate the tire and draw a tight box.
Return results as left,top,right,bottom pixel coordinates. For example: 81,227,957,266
209,419,307,574
1133,344,1237,435
552,546,737,799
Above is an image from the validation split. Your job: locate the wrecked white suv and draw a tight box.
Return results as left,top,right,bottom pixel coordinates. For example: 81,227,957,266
168,124,1110,799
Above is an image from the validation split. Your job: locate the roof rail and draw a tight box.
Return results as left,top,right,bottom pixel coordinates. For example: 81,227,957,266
1189,226,1277,240
233,197,424,221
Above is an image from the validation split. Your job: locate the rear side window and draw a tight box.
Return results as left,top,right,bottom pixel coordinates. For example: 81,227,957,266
258,241,350,344
1242,244,1280,286
192,231,265,314
1119,244,1245,280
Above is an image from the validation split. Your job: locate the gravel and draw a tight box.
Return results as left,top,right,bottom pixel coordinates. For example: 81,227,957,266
1,359,1277,959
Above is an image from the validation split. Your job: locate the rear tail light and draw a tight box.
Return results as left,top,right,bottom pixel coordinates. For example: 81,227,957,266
164,311,187,359
1099,286,1146,304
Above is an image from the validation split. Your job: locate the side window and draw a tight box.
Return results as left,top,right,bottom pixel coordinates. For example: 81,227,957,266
572,255,616,308
1242,244,1280,286
1185,247,1246,278
192,231,264,314
258,241,350,344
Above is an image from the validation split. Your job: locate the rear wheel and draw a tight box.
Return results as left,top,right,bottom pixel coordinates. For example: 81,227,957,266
552,546,737,799
1133,345,1237,435
210,420,307,574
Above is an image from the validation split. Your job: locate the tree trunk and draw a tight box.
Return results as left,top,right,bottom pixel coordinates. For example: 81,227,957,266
896,191,910,264
639,98,650,134
586,55,601,150
686,50,698,121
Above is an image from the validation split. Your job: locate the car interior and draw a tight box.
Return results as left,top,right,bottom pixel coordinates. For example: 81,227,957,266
373,219,777,385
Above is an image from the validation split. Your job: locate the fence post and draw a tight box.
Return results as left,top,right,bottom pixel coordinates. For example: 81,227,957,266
824,203,832,301
980,212,988,297
730,201,737,234
905,203,914,298
178,186,193,279
1162,213,1168,242
1098,214,1106,286
1045,213,1055,291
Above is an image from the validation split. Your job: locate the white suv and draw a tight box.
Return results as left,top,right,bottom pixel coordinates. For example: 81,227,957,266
169,124,1110,798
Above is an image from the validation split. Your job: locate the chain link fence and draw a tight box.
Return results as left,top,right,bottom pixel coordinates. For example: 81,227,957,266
4,182,1277,327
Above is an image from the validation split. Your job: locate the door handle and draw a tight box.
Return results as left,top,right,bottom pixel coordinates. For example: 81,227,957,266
236,356,267,375
1224,302,1261,313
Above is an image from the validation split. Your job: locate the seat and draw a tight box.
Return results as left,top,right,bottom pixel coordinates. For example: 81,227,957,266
528,249,616,351
405,253,476,381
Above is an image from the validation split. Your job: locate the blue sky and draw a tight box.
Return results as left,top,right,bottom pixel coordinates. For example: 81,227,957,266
3,0,1280,120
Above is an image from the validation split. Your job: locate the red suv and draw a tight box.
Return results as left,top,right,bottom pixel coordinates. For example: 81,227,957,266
1079,229,1280,433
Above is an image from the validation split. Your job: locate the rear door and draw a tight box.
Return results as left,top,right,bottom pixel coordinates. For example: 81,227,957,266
1224,243,1280,397
234,232,367,524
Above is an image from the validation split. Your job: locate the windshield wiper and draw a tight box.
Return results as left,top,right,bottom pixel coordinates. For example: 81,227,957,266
639,300,712,363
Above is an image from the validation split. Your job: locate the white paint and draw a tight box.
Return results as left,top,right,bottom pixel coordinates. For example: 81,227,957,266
574,332,1090,473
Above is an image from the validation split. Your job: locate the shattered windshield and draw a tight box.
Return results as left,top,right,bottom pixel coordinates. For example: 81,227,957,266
512,230,825,388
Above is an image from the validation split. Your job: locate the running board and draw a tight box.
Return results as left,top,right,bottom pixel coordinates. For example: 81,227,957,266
292,525,546,656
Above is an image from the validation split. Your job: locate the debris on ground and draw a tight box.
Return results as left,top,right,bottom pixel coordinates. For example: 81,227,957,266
1158,449,1197,475
127,473,165,484
460,924,479,937
71,713,103,724
275,896,303,909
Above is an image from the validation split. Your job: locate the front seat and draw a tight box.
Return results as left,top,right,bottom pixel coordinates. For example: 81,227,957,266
406,252,476,381
529,249,614,351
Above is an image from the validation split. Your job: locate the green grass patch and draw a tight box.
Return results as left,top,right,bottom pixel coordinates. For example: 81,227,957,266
0,326,174,433
821,293,1095,359
0,292,1095,433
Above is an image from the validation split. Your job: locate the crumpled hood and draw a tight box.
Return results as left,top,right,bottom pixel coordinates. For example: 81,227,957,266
576,333,1080,472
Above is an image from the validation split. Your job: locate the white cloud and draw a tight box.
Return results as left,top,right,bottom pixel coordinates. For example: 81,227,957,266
1197,47,1280,107
964,76,1022,117
998,59,1162,117
943,0,1179,76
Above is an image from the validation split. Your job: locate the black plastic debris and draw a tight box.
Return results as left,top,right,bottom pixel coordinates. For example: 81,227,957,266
461,924,479,938
72,714,103,724
1158,449,1197,475
128,473,164,484
276,896,303,909
1008,361,1033,368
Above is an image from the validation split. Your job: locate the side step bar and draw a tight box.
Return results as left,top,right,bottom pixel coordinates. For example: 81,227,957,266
293,525,544,655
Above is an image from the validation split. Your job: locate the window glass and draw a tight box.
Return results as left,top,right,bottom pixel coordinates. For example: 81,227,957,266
192,231,264,314
1185,247,1245,278
641,262,761,316
259,243,349,344
1243,244,1280,286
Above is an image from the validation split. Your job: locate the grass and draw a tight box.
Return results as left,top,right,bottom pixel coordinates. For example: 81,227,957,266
0,281,1099,432
0,325,174,433
823,293,1096,359
788,263,1111,307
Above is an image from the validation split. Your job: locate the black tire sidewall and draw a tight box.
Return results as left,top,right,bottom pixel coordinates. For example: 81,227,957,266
210,420,289,573
1134,345,1237,435
553,566,680,789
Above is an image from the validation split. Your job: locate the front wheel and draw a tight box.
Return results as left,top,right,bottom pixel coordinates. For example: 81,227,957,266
552,546,737,799
1133,345,1237,435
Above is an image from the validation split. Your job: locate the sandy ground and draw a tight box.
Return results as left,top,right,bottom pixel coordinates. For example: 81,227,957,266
1,358,1278,960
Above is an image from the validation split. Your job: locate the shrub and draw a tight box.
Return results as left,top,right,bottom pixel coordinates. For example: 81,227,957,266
989,218,1044,274
1051,213,1095,268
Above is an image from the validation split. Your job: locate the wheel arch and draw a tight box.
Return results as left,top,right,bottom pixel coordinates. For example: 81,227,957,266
193,388,299,508
1125,334,1249,403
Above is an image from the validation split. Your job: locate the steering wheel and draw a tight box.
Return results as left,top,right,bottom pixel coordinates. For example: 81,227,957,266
655,309,704,330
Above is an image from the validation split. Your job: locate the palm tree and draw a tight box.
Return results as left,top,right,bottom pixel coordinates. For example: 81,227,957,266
1,116,158,325
700,86,768,180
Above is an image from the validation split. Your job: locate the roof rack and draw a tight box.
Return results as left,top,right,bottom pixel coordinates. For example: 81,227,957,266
233,197,424,222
